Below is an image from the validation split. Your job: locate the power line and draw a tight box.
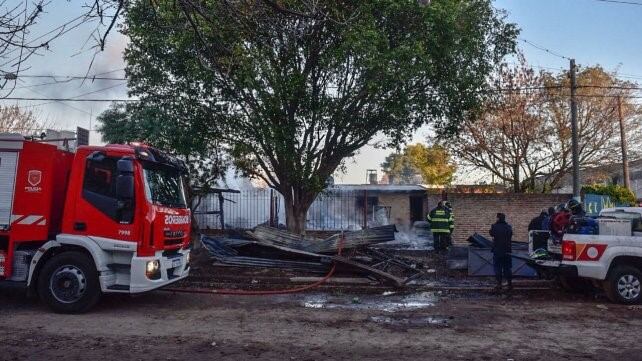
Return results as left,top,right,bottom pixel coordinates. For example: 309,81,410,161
0,13,92,69
577,85,642,91
530,64,567,72
0,97,135,102
12,82,128,110
590,0,642,6
93,68,126,76
4,80,642,105
69,82,127,98
617,73,642,81
0,126,100,133
9,68,128,90
507,62,642,83
13,74,126,81
3,87,642,103
519,38,571,60
21,82,94,116
13,77,127,90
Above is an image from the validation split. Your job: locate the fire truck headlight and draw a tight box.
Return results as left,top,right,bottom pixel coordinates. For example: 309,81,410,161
146,260,160,279
146,260,159,273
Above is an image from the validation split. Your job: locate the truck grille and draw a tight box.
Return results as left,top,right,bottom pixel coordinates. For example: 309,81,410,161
164,238,182,246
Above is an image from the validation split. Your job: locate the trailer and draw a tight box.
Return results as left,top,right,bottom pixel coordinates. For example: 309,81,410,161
0,134,191,313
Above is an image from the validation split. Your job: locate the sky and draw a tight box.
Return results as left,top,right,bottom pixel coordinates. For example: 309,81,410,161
2,0,642,184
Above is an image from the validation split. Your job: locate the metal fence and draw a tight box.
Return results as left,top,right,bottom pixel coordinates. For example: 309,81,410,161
194,189,389,231
195,189,280,230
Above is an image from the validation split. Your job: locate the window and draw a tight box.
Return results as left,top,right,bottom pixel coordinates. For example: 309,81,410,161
82,157,133,222
143,165,187,208
84,158,117,198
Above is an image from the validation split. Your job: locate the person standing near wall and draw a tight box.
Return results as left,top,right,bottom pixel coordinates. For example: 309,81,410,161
427,201,454,251
542,207,556,231
490,213,513,293
528,210,548,232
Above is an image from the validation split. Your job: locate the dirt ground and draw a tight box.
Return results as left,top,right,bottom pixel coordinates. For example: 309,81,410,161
2,287,642,361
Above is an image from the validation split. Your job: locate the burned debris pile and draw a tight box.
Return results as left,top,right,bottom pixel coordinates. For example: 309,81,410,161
246,225,398,253
201,225,426,287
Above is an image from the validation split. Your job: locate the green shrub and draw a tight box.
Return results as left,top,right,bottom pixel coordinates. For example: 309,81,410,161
582,184,637,206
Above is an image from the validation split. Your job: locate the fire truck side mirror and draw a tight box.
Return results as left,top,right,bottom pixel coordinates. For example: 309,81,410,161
116,158,135,200
117,157,134,173
115,172,135,224
116,175,134,200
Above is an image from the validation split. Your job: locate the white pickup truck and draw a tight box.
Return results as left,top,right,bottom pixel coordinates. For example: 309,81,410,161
529,207,642,304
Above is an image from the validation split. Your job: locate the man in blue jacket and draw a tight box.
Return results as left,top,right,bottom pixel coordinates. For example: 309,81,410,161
490,213,513,292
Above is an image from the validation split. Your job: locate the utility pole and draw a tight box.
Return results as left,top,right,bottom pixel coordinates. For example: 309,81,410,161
617,95,631,190
570,59,580,201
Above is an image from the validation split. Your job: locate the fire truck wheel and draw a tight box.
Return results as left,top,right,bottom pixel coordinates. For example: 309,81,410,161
37,251,102,313
604,265,642,304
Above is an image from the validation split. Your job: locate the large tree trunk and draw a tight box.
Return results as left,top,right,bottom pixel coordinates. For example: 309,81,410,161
184,177,203,248
284,202,307,235
281,186,315,235
512,163,521,193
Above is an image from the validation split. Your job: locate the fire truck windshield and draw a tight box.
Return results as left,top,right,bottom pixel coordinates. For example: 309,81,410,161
143,166,187,208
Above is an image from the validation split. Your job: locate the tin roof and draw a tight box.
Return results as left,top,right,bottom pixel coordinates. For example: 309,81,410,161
327,184,427,193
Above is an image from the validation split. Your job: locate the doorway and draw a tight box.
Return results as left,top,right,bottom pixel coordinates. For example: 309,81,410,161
409,196,424,223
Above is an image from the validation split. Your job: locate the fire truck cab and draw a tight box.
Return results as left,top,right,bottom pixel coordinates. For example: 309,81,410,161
0,134,191,313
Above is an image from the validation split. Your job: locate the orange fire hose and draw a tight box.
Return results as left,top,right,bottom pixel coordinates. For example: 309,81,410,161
161,235,344,296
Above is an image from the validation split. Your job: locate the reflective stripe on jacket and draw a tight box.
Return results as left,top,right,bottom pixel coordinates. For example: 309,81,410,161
427,206,454,234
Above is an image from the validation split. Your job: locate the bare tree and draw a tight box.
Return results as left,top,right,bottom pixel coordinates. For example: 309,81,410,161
0,104,44,134
0,0,46,95
540,67,642,189
450,57,642,192
0,0,124,97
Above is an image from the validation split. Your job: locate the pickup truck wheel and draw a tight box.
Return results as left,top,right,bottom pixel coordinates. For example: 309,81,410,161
37,251,102,313
604,266,642,304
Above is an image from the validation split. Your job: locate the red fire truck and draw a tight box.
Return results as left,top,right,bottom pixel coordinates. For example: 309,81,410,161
0,134,191,313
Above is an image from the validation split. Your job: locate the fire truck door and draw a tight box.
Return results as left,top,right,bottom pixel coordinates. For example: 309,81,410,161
0,152,19,230
76,155,135,240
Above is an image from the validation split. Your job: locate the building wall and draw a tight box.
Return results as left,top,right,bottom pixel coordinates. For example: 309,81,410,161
378,194,412,232
426,193,572,244
543,159,642,199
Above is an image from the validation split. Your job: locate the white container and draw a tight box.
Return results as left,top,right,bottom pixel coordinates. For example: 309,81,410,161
598,218,632,236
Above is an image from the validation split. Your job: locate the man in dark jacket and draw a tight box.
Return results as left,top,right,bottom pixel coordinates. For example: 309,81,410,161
427,201,454,251
490,213,513,292
541,207,556,231
528,211,548,232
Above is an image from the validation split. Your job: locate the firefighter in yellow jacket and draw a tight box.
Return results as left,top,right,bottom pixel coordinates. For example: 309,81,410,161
427,201,454,251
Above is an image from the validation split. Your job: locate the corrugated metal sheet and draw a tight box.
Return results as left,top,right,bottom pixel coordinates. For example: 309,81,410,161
247,225,397,253
0,151,19,229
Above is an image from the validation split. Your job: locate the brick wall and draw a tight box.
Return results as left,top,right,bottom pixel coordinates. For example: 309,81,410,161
426,193,572,244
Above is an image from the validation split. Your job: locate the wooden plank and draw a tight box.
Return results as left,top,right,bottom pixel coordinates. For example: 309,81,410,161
331,255,404,287
289,277,378,285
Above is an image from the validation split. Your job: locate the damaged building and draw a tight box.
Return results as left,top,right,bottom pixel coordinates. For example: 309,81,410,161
195,184,429,232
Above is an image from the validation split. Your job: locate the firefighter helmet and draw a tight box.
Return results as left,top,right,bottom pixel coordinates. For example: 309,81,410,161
566,199,582,212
